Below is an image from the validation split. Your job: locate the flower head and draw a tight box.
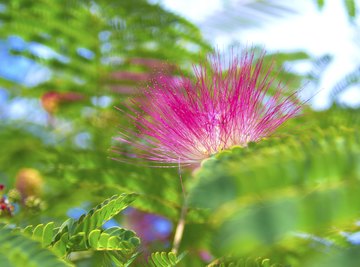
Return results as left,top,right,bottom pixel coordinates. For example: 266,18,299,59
114,49,301,166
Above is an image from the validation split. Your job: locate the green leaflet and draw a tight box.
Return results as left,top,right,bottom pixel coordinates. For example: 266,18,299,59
87,227,140,251
0,225,73,267
316,0,325,9
207,257,283,267
72,193,137,235
344,0,356,18
146,252,187,267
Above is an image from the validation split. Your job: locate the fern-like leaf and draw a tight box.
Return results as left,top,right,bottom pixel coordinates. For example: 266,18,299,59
207,257,283,267
73,193,137,235
19,194,140,265
0,225,74,267
146,252,187,267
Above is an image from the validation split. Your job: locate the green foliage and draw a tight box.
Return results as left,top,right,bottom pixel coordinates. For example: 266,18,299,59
207,257,283,267
314,0,357,18
19,194,140,266
316,0,325,9
72,193,137,235
0,0,211,96
0,0,333,229
0,0,212,228
1,0,360,266
0,225,74,267
188,108,360,263
344,0,356,18
1,201,194,267
306,247,360,267
146,252,187,267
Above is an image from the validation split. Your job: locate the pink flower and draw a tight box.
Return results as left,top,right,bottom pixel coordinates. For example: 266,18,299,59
114,49,302,166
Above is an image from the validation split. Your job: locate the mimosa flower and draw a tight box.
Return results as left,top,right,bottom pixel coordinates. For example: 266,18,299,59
114,49,301,166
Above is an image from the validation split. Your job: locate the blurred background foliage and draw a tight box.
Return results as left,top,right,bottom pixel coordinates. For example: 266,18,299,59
0,0,359,266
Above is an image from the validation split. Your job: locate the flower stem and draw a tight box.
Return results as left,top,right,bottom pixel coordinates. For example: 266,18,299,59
171,161,187,254
171,198,188,254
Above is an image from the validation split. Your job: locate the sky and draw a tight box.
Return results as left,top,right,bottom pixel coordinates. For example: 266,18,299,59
160,0,360,109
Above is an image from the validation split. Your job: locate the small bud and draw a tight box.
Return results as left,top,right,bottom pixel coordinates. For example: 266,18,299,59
7,189,21,203
41,91,84,114
15,168,44,199
41,91,61,113
7,205,14,213
24,196,46,211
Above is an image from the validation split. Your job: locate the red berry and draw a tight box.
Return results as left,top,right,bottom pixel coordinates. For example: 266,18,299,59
0,184,4,190
0,203,6,210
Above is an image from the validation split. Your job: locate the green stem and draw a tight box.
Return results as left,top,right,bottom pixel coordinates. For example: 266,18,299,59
171,198,188,254
171,161,187,254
